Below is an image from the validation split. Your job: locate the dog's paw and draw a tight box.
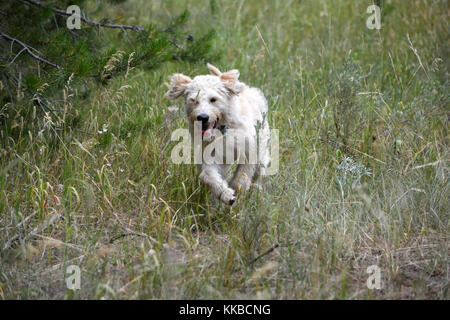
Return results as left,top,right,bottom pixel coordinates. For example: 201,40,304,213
220,188,236,206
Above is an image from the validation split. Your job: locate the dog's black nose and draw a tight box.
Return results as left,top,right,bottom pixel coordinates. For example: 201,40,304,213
197,114,209,122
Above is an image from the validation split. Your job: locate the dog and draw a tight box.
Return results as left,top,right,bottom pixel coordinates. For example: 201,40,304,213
165,63,270,205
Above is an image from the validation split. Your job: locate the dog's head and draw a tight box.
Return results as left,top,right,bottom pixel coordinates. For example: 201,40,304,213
165,63,244,140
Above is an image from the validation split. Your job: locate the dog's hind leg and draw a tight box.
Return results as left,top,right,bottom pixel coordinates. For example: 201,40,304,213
229,133,259,192
252,118,271,184
252,147,270,184
199,164,236,205
230,163,257,192
251,164,264,183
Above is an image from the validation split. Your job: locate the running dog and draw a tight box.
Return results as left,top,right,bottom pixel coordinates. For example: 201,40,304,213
165,63,270,205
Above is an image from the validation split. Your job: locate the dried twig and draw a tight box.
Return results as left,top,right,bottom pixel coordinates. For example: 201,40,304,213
249,243,279,265
110,211,156,244
407,33,430,80
17,0,145,32
17,0,189,51
109,232,148,243
0,30,61,69
3,213,62,250
321,136,386,165
248,240,306,265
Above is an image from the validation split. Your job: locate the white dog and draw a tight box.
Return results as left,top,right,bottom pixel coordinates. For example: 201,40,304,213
165,63,270,205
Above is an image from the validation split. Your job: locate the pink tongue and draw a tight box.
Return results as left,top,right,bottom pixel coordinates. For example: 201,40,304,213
202,128,213,137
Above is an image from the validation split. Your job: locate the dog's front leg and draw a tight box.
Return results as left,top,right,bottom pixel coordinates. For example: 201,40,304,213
199,164,236,205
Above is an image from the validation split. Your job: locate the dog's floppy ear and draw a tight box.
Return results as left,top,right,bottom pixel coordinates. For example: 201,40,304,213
207,63,222,76
165,73,192,100
220,69,243,94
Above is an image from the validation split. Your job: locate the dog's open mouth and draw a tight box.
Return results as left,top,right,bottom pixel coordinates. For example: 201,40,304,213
201,119,217,136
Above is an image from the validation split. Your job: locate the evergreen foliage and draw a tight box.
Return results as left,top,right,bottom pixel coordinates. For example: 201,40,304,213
0,0,218,139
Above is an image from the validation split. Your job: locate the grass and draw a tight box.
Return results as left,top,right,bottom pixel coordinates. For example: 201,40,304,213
0,0,448,299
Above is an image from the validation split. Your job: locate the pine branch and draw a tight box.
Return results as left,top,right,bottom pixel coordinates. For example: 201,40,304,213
0,30,61,69
17,0,145,32
17,0,187,50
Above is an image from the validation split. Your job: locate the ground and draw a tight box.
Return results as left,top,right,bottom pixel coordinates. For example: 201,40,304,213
0,0,448,299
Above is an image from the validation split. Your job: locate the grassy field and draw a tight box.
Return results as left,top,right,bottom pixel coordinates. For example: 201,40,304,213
0,0,448,299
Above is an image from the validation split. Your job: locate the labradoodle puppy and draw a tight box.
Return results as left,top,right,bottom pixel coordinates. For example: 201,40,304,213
165,63,270,205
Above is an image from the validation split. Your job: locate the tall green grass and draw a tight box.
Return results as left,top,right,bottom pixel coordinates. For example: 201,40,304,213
0,0,448,299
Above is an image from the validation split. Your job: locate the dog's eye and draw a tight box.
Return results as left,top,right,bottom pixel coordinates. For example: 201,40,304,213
189,98,199,105
210,97,217,103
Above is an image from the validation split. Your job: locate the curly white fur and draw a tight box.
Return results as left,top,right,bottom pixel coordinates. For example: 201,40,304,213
165,63,270,205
